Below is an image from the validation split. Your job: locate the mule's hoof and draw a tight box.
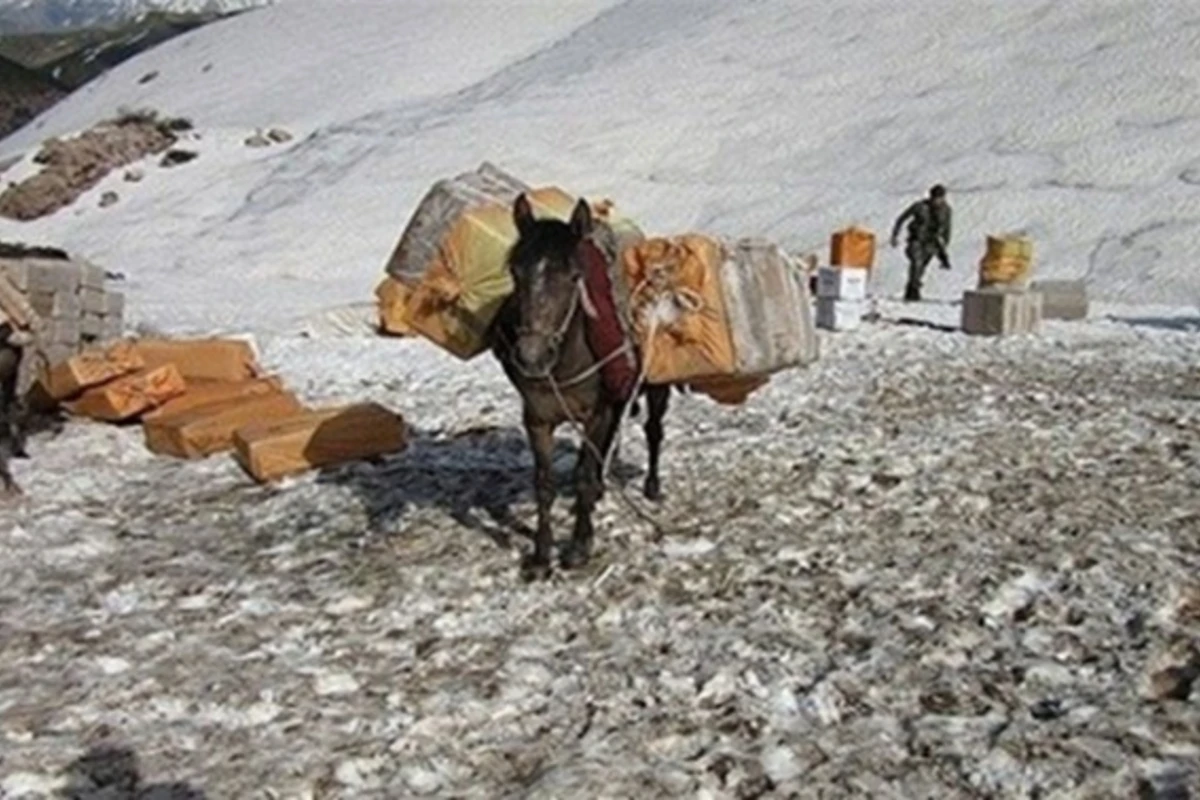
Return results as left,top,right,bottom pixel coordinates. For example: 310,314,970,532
520,555,553,582
643,479,662,502
560,543,591,570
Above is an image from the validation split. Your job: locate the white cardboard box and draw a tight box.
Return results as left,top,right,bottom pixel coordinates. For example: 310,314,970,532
816,265,868,301
816,297,865,331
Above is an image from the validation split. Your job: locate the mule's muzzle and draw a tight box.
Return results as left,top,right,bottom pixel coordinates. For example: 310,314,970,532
514,334,559,379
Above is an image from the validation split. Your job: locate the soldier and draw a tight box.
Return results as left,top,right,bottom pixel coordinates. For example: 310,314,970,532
890,184,952,302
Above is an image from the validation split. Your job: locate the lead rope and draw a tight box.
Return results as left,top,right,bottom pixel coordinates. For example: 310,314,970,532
545,267,713,539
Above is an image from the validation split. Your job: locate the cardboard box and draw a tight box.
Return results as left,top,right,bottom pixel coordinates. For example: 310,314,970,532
816,265,868,301
961,288,1044,335
816,297,865,331
27,260,80,294
830,227,876,268
1029,279,1088,321
41,341,145,400
65,364,187,422
30,291,82,318
144,390,303,458
233,402,408,482
129,338,262,382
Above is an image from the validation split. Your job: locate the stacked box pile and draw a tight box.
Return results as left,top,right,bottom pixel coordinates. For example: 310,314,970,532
0,252,125,394
815,226,874,332
39,337,408,482
962,234,1044,336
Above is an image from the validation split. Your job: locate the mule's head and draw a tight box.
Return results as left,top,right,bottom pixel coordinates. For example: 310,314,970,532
507,193,592,376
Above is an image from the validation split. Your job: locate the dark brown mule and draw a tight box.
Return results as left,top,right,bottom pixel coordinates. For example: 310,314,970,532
490,194,669,580
0,321,31,499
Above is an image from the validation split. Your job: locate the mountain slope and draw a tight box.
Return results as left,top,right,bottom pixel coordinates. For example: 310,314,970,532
0,0,270,34
0,0,1198,335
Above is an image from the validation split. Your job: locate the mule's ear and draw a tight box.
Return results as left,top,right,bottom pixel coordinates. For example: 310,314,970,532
569,198,592,240
513,193,536,238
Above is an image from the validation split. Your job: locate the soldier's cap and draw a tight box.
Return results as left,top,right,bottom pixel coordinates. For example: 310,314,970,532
929,184,947,198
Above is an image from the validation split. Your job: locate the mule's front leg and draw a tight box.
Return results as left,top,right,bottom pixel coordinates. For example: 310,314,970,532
522,422,557,581
562,406,617,570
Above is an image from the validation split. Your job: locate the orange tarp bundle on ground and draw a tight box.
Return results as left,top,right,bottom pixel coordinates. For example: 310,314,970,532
142,376,286,422
65,364,187,422
830,226,876,268
41,340,144,400
619,234,818,403
144,390,304,458
233,402,408,483
129,338,262,383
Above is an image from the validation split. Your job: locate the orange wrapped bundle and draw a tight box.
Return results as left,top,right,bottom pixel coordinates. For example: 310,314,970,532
830,226,876,268
143,390,304,458
233,402,408,482
41,340,144,400
621,235,818,404
142,376,286,422
129,337,262,383
65,364,186,422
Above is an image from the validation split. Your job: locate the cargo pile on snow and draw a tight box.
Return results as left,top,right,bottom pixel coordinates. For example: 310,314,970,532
814,226,875,332
0,243,127,394
961,234,1043,336
376,163,819,404
38,337,407,481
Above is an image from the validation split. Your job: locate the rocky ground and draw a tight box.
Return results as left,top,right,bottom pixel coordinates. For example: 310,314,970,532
1,305,1198,799
0,109,193,221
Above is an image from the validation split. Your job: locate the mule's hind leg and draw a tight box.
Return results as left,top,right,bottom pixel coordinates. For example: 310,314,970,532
2,349,27,459
643,384,670,501
562,404,617,570
521,422,557,581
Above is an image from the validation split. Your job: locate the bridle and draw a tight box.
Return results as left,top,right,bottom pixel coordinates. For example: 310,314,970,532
505,246,632,388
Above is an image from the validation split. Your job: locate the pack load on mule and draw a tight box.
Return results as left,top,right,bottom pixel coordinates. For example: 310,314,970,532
619,234,819,404
379,163,820,405
376,162,643,357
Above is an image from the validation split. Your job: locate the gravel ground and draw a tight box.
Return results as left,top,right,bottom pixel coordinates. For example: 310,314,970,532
1,304,1198,799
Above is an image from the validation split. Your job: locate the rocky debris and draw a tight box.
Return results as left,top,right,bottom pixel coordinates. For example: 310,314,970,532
123,168,144,183
0,321,1198,797
159,149,198,168
244,130,271,148
98,190,119,208
138,70,159,85
245,127,295,148
0,108,188,221
1142,639,1200,701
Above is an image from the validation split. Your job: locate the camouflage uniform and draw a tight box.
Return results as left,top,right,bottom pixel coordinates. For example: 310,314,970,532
891,197,952,301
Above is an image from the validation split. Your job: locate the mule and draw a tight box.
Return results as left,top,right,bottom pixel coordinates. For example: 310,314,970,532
489,194,669,579
0,321,31,499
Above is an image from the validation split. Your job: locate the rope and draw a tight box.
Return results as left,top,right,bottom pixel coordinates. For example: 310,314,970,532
544,263,715,539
